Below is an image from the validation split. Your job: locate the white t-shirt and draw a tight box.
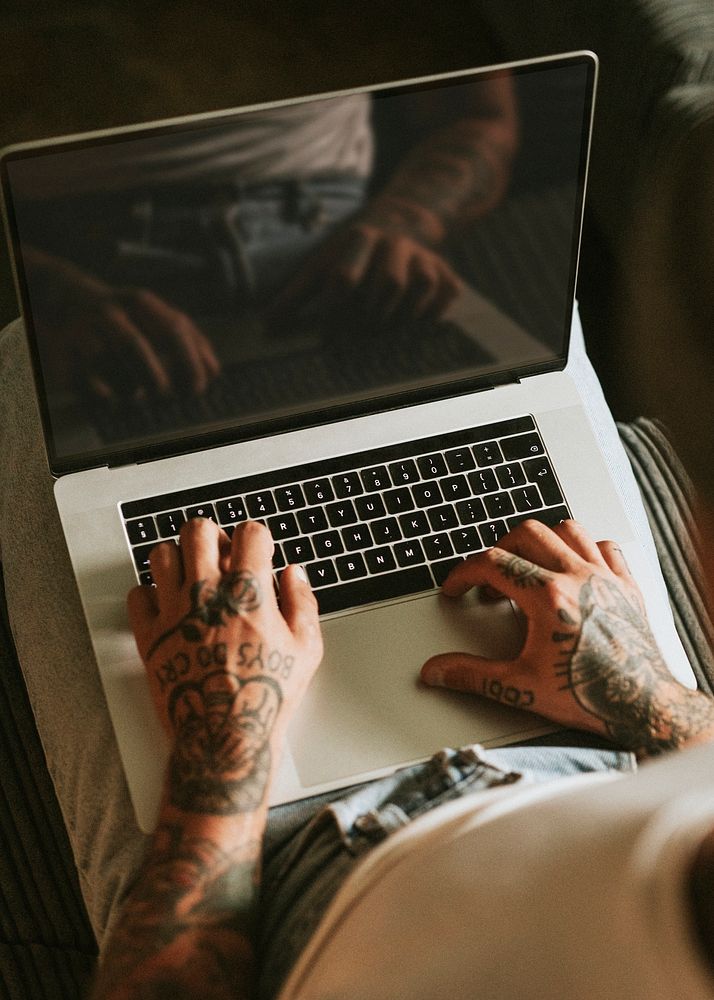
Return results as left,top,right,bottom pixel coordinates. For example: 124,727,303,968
279,742,714,1000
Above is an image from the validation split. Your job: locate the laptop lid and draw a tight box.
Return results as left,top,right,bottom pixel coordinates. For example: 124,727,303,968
1,52,596,478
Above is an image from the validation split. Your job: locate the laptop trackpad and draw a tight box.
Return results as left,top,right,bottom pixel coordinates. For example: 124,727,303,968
288,592,546,788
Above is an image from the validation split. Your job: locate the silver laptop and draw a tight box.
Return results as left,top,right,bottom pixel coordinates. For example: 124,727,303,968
1,52,695,832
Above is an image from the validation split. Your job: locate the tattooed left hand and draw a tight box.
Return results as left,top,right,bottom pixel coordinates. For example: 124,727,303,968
421,518,714,758
127,519,323,814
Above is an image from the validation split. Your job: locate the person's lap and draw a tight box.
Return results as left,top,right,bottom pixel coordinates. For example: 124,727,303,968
0,311,652,958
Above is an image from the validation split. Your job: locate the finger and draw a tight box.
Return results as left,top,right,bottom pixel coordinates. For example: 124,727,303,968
279,563,322,647
424,267,462,322
550,519,609,566
130,291,211,395
362,235,409,320
103,303,171,394
229,520,276,609
495,518,584,573
441,545,554,603
149,539,183,597
179,517,223,586
597,539,633,579
421,650,520,698
127,584,159,659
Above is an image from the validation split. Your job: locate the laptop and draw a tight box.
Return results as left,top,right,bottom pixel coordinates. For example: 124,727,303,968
1,52,696,832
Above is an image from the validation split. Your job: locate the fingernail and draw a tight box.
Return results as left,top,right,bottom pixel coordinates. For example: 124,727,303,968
422,665,443,687
294,564,308,582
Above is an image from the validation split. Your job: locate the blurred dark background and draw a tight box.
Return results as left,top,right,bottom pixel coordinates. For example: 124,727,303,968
3,0,712,418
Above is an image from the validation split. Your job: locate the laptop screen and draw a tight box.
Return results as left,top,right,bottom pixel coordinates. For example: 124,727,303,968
2,53,595,475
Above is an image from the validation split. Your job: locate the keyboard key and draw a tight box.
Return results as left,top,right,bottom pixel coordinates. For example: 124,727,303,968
273,545,287,570
365,546,397,574
445,447,476,473
332,472,363,498
139,570,154,587
326,499,358,527
484,492,515,518
455,498,487,524
468,469,498,494
412,482,443,507
431,557,463,587
316,565,434,615
398,510,430,538
360,466,392,491
422,532,455,562
246,492,276,517
297,507,329,533
389,459,420,484
304,479,334,504
451,526,483,554
313,530,345,558
275,485,305,511
441,475,470,501
284,536,316,563
342,524,373,551
336,553,368,581
394,539,426,567
306,559,338,588
427,504,458,531
355,495,387,520
479,520,508,547
506,505,570,532
501,432,544,460
522,456,563,506
384,487,414,514
513,485,542,513
216,498,247,525
371,517,402,544
126,517,158,545
186,503,217,522
472,441,503,466
132,542,158,573
417,453,448,479
268,512,299,541
156,510,186,537
496,463,526,489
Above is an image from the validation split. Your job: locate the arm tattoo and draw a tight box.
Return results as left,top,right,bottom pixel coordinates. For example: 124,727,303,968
91,823,260,999
554,574,714,756
168,670,282,814
496,553,552,588
147,573,261,660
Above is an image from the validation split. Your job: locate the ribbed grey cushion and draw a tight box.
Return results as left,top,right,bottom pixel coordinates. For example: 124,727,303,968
0,570,97,999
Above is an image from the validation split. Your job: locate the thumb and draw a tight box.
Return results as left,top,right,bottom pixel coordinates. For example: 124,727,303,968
421,651,515,697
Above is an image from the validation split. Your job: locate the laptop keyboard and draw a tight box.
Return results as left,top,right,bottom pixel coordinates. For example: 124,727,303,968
120,414,570,616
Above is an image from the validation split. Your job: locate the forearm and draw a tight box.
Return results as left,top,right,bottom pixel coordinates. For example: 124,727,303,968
90,796,268,999
365,80,518,245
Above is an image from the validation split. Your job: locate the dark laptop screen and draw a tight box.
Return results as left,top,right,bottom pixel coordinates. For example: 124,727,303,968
2,54,595,474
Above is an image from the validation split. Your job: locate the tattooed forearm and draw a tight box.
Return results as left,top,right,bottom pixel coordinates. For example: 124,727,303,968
91,823,261,1000
147,574,261,660
555,574,714,756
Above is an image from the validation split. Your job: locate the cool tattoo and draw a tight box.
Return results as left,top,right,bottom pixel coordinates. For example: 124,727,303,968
154,643,228,693
482,678,534,709
237,640,295,680
553,574,714,756
496,553,552,588
167,670,282,814
146,573,261,660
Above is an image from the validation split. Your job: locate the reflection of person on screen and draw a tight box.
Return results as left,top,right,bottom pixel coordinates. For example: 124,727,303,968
14,75,517,400
268,73,518,331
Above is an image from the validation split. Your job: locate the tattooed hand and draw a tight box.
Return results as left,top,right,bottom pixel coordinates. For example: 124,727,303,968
421,519,714,758
127,518,323,815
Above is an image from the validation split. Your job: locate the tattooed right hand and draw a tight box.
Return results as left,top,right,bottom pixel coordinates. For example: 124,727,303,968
127,519,323,814
421,519,714,758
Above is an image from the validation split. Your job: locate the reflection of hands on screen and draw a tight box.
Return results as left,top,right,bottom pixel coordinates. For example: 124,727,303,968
267,217,463,332
24,247,220,399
